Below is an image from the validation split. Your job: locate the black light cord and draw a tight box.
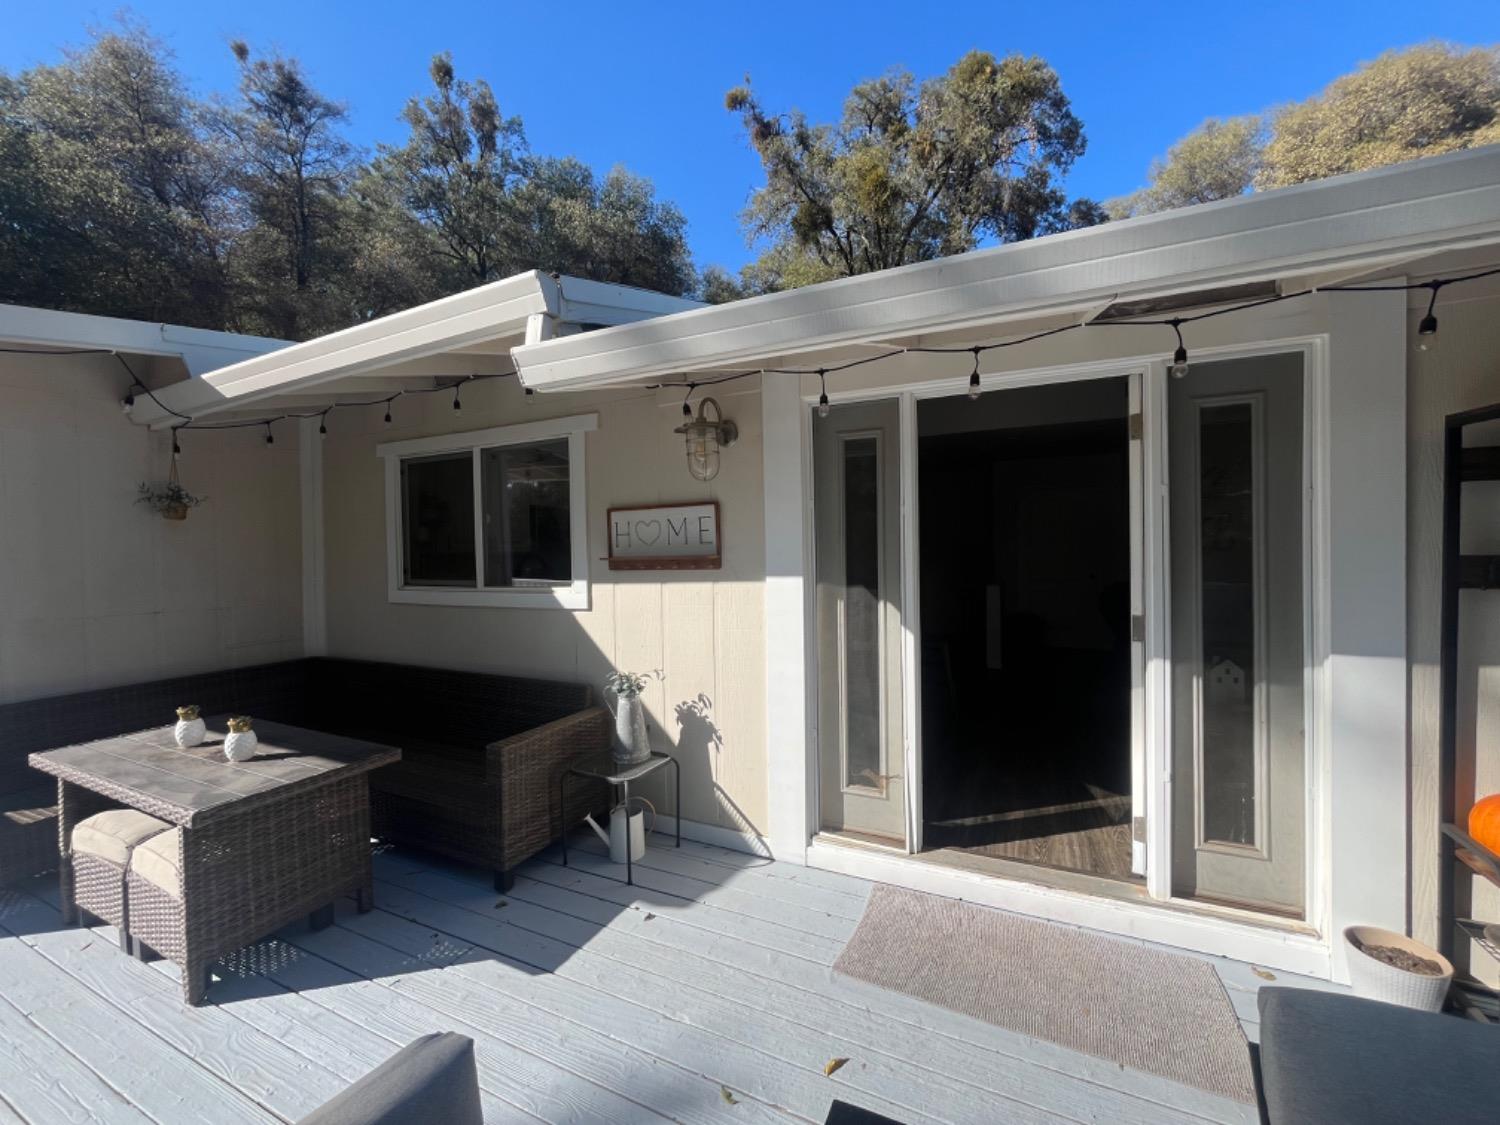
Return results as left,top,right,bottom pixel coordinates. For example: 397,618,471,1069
9,265,1499,429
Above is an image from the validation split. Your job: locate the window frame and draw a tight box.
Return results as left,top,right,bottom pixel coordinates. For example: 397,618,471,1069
377,413,596,610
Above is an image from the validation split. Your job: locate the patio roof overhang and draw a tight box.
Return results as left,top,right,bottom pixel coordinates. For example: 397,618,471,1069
511,144,1500,393
0,303,286,380
127,271,701,430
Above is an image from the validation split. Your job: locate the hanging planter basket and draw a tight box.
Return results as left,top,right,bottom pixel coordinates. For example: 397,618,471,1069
137,458,205,521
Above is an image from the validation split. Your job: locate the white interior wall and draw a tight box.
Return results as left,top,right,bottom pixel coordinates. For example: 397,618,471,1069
319,375,769,844
0,351,304,703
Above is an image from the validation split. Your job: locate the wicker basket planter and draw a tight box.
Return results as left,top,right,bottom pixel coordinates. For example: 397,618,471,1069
1343,925,1454,1011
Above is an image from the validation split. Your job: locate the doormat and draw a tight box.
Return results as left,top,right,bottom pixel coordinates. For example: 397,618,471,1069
833,884,1256,1104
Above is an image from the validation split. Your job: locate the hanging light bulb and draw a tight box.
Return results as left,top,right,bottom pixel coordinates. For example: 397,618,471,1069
817,370,830,418
1418,283,1440,350
172,431,182,461
1168,320,1191,379
383,400,393,424
968,347,983,400
452,382,463,411
682,387,695,418
122,388,136,414
525,386,536,406
264,422,275,446
318,413,328,438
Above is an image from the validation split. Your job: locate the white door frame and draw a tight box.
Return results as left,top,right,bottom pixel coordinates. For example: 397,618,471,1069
777,334,1338,973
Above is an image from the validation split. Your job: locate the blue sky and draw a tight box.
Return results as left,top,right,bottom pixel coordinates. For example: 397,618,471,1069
4,1,1496,272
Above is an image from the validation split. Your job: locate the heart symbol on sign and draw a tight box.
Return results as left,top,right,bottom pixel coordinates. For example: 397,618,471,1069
635,520,663,546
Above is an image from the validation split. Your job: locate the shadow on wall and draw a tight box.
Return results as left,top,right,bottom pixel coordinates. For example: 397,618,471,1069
674,693,771,858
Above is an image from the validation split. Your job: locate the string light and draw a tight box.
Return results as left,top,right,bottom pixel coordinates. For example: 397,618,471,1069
171,430,181,461
968,347,982,400
1418,281,1441,349
318,410,329,437
1168,319,1190,380
14,266,1499,440
682,385,695,418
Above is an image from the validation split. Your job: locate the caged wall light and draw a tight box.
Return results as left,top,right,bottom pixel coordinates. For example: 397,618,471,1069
674,396,738,482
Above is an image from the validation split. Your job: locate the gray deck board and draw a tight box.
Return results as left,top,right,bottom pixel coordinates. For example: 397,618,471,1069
0,832,1313,1124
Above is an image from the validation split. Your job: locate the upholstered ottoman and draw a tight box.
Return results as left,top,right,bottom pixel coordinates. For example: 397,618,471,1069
69,809,171,949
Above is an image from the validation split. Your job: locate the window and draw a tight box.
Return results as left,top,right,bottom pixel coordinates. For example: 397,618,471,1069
378,414,596,609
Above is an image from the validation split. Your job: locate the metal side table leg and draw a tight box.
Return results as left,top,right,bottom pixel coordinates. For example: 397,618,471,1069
623,779,633,886
671,756,681,849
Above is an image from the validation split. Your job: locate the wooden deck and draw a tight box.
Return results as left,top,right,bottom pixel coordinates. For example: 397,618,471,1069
0,833,1337,1124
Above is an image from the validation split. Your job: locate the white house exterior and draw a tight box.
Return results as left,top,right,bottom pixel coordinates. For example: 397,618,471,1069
12,147,1500,991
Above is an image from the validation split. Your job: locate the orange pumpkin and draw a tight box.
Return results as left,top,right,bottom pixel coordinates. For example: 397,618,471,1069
1470,794,1500,858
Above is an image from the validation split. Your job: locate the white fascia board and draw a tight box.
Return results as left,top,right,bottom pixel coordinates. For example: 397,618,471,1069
131,271,554,427
513,145,1500,391
553,275,703,327
0,303,285,375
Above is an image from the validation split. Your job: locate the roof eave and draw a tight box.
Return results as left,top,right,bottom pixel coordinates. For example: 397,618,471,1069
513,145,1500,392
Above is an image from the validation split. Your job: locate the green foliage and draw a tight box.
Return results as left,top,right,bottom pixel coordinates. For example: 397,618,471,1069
220,43,360,338
0,25,698,338
1260,43,1500,188
1114,44,1500,218
1107,116,1264,218
726,51,1104,286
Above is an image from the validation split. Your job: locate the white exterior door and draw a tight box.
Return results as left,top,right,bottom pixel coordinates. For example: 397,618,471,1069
813,398,907,844
1168,352,1307,916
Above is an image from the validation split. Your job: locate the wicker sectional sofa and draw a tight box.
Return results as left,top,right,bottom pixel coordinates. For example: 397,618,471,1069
0,657,610,892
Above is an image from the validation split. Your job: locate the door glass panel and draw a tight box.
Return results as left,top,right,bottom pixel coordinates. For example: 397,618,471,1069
842,437,883,789
1198,402,1256,846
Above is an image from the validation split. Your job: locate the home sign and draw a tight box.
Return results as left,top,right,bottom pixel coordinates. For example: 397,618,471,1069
607,502,721,570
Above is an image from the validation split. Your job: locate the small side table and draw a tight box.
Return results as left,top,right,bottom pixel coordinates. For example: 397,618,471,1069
559,750,680,885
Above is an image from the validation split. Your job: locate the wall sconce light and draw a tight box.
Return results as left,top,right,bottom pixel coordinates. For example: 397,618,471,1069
674,397,738,482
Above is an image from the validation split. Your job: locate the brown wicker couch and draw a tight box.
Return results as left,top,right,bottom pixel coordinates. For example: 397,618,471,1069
0,658,609,891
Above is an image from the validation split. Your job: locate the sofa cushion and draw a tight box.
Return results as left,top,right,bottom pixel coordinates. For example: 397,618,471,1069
71,810,170,867
1258,985,1500,1124
129,828,183,898
296,1032,482,1125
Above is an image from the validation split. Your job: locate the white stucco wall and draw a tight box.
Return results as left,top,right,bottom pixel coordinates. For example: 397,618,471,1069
0,351,304,703
319,375,769,842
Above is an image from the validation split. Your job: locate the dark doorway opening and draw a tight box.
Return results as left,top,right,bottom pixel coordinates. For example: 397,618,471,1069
918,379,1135,880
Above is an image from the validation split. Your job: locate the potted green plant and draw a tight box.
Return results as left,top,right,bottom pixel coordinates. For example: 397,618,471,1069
604,670,660,767
137,468,205,521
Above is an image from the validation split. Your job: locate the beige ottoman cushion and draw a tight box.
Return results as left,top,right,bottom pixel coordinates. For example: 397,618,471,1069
129,828,183,898
71,810,170,867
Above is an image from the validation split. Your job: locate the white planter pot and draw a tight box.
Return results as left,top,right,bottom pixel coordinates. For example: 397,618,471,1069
610,692,651,767
223,729,259,763
1343,926,1454,1012
173,717,206,748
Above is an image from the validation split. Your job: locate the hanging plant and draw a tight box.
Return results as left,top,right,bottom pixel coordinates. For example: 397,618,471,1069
137,460,205,521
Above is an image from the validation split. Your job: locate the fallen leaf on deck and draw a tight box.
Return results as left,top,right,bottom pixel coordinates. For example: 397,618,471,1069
824,1057,850,1076
1251,965,1276,981
720,1086,739,1105
494,900,508,909
644,912,656,921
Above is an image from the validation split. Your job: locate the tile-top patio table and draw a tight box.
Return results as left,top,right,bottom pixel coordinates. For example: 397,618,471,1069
28,715,399,1003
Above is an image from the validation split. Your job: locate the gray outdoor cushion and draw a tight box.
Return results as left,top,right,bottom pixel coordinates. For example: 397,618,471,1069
297,1032,481,1125
1258,986,1500,1124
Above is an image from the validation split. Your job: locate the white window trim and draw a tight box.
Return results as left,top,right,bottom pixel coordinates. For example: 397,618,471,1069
377,413,597,610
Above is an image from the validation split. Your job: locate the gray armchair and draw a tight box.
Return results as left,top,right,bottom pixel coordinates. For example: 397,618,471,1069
297,1032,482,1125
1257,986,1500,1124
